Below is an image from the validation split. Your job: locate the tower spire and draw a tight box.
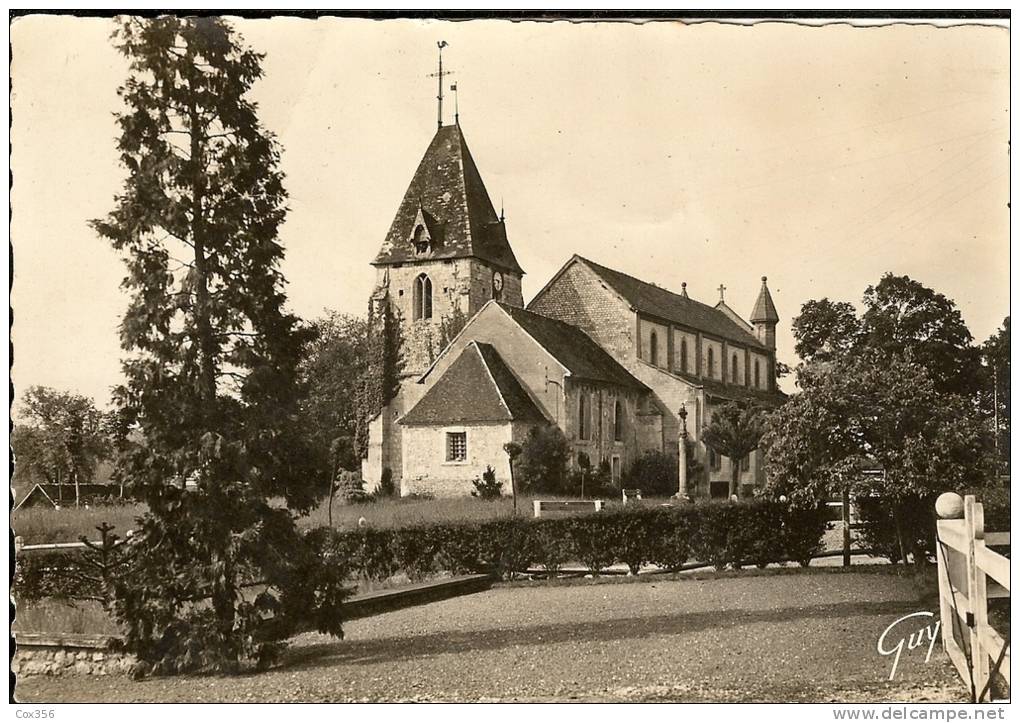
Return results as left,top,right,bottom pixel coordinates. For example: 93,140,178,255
428,41,454,129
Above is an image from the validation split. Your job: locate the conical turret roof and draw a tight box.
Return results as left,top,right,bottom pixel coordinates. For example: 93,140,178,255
750,276,779,324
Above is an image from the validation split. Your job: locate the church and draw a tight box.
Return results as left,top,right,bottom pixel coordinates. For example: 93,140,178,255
361,91,785,499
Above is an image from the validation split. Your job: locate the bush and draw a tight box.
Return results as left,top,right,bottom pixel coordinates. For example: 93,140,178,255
477,517,536,578
471,466,503,500
780,504,829,567
564,514,617,575
565,459,617,499
649,507,693,571
377,467,396,498
689,501,742,570
530,520,573,575
623,450,678,497
856,488,1010,565
515,425,570,493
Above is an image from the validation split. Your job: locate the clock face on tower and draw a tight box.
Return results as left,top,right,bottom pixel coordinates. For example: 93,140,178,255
492,271,503,299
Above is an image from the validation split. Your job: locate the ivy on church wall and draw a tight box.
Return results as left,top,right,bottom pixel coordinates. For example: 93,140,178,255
355,302,405,458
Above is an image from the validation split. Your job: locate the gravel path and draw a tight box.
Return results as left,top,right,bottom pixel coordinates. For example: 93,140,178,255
16,572,964,703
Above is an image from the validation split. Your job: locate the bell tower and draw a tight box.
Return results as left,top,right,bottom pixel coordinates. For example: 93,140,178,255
369,69,525,375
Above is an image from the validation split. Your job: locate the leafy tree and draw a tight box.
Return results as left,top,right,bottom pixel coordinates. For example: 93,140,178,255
298,311,369,483
701,401,767,498
91,17,347,674
761,351,994,567
980,316,1010,472
515,425,570,493
859,273,981,397
791,298,860,365
13,386,111,502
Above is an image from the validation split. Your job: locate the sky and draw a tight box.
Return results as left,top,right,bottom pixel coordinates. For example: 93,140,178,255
10,16,1010,407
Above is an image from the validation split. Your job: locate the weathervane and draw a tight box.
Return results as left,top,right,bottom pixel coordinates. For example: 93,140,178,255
428,41,454,129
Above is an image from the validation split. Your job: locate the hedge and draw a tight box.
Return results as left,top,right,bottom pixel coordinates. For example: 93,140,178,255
855,488,1011,564
15,500,831,602
313,499,830,579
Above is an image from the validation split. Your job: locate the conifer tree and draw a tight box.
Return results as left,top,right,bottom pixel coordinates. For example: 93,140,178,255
92,16,346,674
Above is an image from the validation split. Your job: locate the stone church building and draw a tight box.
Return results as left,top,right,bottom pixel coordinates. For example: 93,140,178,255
362,119,784,499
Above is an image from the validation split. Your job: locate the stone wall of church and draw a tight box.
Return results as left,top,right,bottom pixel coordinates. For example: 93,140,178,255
527,261,634,360
375,259,522,375
562,380,648,477
748,350,770,391
415,302,566,427
401,422,515,497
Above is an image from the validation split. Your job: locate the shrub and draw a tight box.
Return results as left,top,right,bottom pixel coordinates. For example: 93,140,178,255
530,520,573,575
515,425,570,493
393,525,440,581
856,488,1009,565
565,459,617,499
377,467,396,498
650,507,693,571
623,450,678,497
736,501,787,569
471,466,503,500
477,517,536,578
780,503,829,567
689,501,742,570
434,523,484,575
564,514,617,575
605,509,663,575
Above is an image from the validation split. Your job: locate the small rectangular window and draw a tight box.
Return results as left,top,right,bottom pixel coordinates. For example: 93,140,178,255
740,454,750,472
446,432,467,462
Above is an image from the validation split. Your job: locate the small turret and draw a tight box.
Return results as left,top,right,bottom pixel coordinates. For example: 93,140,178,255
750,276,779,350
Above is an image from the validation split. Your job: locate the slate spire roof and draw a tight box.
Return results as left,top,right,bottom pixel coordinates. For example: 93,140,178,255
373,124,524,275
750,276,780,324
400,341,546,426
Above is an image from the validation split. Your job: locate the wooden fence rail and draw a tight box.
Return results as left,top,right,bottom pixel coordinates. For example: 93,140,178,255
935,493,1010,702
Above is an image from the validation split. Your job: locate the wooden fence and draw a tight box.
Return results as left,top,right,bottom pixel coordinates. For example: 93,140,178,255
935,493,1010,702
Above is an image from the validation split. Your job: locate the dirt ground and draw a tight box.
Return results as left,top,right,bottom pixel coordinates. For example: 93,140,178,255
15,571,965,703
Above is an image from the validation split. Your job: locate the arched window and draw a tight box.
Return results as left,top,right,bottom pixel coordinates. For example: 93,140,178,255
680,338,688,373
579,393,589,440
412,224,428,254
754,360,761,388
650,331,658,366
732,354,739,383
614,400,624,441
413,273,433,320
707,347,714,378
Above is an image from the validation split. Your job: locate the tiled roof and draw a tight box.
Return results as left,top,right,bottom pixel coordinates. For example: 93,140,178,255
400,342,546,426
672,368,786,405
497,303,648,390
750,277,780,323
373,125,524,275
575,256,768,350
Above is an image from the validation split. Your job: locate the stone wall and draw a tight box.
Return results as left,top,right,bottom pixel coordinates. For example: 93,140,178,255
401,422,514,497
13,637,135,677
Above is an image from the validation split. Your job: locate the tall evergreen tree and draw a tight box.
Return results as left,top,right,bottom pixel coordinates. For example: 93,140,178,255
92,16,346,674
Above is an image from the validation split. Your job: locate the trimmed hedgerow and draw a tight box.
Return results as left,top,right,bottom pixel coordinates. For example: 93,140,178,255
308,499,829,579
16,500,832,602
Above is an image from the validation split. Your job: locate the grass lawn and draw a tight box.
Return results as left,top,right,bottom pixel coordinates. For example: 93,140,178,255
12,493,629,544
15,570,965,703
